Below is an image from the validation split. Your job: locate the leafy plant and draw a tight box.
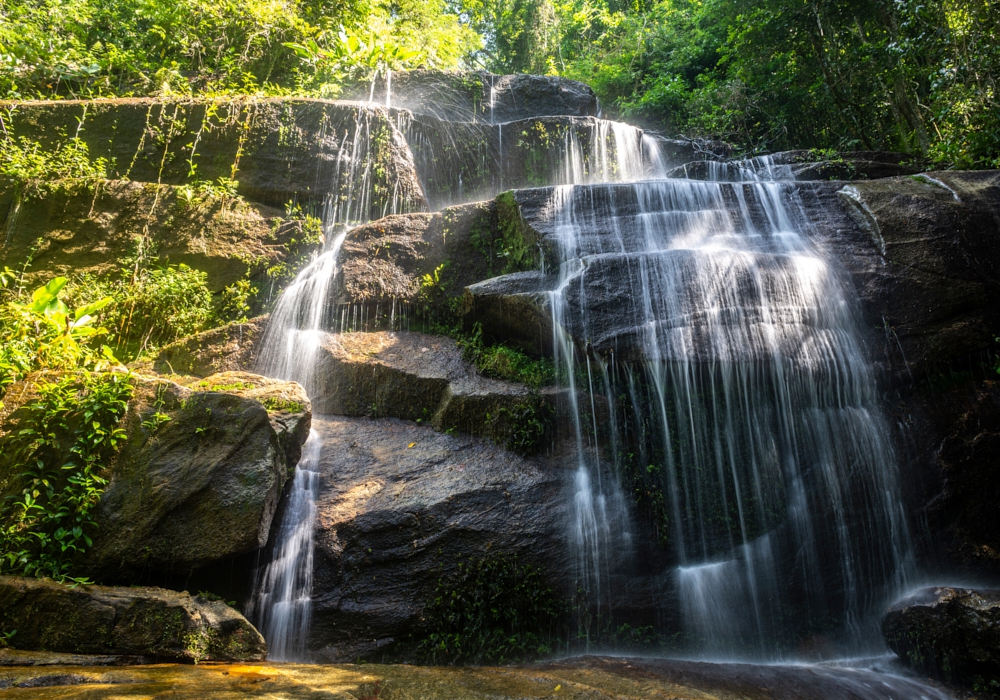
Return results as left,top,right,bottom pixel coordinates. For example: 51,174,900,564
0,372,133,582
459,323,554,389
412,554,568,665
0,275,118,406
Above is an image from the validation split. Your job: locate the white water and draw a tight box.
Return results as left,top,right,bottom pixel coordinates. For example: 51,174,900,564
542,177,914,657
249,105,419,659
247,430,322,661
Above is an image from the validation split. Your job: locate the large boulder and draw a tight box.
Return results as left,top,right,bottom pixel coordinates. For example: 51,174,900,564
84,372,310,581
0,575,265,661
306,415,570,661
883,587,1000,684
0,371,310,583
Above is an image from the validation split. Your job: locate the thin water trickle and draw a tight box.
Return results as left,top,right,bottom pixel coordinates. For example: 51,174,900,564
247,430,322,661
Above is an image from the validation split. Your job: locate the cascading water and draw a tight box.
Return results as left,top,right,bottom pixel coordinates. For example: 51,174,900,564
248,105,420,659
542,177,915,657
246,72,926,678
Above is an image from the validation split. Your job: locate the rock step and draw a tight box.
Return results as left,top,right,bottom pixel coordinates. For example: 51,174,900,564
311,331,560,449
883,586,1000,684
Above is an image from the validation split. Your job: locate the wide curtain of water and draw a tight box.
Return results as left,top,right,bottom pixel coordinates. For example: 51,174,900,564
544,177,914,658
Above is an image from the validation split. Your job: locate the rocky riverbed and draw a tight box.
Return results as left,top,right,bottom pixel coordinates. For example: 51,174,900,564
0,655,957,699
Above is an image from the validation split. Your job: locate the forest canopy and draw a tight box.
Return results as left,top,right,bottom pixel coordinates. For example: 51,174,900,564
0,0,997,166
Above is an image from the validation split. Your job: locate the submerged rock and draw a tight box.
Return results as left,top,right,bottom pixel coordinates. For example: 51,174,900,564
0,576,265,661
883,586,1000,684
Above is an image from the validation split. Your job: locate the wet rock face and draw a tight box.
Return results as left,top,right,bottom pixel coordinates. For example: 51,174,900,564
883,587,1000,684
0,179,300,294
832,171,1000,378
897,379,1000,577
306,415,569,661
3,98,426,212
81,373,310,582
343,70,599,123
665,150,924,181
0,575,265,661
461,172,1000,374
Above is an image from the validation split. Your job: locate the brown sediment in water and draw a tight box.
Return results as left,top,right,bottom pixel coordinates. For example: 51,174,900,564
0,655,954,700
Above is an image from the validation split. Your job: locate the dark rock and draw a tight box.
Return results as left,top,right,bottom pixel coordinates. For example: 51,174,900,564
883,586,1000,684
306,415,570,661
342,70,599,123
308,330,557,449
333,198,548,331
664,151,924,181
463,271,557,357
0,575,265,661
833,171,1000,377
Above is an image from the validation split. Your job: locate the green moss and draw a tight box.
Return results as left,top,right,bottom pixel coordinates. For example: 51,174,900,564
485,393,553,455
408,554,568,665
261,396,304,413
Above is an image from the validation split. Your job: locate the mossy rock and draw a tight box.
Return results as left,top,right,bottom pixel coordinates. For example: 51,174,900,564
0,575,266,661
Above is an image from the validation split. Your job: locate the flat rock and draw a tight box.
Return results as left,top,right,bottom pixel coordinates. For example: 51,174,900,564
310,331,556,449
883,586,1000,683
0,576,265,661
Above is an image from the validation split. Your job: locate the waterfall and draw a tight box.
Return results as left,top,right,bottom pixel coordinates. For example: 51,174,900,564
247,430,322,661
245,74,918,665
543,178,914,657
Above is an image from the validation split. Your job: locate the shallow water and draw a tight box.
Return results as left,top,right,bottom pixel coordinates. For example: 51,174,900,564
0,655,954,699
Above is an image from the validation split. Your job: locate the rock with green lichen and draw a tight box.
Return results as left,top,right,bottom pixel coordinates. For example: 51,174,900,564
0,575,266,661
149,316,269,378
